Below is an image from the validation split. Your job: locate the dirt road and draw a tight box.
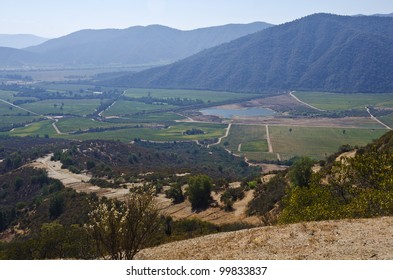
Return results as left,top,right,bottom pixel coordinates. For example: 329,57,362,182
265,124,273,153
209,123,232,147
365,106,392,130
30,154,130,200
289,92,326,112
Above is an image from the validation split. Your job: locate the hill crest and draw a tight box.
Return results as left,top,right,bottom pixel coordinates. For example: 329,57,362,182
21,22,272,66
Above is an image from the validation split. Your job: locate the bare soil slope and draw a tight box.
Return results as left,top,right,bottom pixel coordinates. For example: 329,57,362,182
136,216,393,260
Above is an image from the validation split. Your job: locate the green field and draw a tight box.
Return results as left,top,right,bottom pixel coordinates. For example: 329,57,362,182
221,124,389,162
223,124,268,152
269,126,388,160
124,88,259,103
241,140,269,152
2,85,391,162
379,113,393,128
60,122,227,142
55,117,136,133
21,99,101,116
103,100,177,116
6,120,227,143
37,83,93,92
294,91,393,111
221,124,273,161
0,101,28,115
5,120,55,137
0,90,17,101
105,112,181,123
0,115,41,128
0,90,40,103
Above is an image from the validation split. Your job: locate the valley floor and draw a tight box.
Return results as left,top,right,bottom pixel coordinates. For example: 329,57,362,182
136,216,393,260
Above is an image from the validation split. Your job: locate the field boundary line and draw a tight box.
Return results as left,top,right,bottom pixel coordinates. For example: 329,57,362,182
0,97,40,116
265,124,274,153
289,91,326,112
365,106,392,130
0,97,66,134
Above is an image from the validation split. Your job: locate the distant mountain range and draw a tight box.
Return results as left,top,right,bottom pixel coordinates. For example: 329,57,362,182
354,12,393,17
0,47,40,67
0,34,49,49
115,13,393,93
0,22,272,68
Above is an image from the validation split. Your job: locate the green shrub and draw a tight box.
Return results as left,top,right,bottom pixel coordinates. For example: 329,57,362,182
279,148,393,223
186,175,212,211
49,194,65,219
165,184,184,204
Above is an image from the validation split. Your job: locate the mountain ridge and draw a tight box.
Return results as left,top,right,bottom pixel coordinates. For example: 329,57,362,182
20,22,272,66
115,13,393,93
0,34,48,49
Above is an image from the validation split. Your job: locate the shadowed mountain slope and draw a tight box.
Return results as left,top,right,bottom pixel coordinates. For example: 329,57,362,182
118,14,393,93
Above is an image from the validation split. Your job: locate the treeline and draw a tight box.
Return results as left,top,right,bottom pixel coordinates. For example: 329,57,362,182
0,74,33,81
121,95,204,106
0,84,122,101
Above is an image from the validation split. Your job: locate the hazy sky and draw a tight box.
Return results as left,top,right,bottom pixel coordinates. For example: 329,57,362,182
2,0,393,38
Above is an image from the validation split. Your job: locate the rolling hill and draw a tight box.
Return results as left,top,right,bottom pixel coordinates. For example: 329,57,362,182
117,13,393,93
0,34,48,49
0,47,40,68
20,22,271,67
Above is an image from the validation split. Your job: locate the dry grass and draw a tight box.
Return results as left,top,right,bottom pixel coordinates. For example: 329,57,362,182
136,216,393,260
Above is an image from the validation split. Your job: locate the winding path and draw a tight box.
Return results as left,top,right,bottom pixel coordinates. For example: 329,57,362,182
51,119,64,135
208,123,232,147
30,154,130,201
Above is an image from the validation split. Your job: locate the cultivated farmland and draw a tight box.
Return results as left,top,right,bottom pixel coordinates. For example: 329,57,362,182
1,83,392,162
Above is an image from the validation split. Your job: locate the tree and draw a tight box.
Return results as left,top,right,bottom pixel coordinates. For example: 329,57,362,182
186,175,212,211
165,184,184,204
86,160,95,170
14,177,24,191
49,193,65,219
288,157,314,187
220,191,234,212
86,190,161,260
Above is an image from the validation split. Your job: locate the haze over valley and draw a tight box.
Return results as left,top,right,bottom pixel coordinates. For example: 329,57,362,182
0,2,393,263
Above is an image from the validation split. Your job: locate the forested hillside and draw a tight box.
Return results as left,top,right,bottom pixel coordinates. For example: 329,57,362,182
118,14,393,93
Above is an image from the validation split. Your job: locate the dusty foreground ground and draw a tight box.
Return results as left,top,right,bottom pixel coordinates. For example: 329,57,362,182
136,216,393,260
